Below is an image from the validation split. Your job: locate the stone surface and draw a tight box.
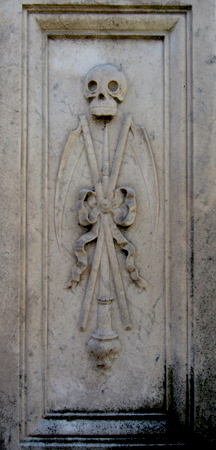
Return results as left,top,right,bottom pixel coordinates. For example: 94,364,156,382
0,1,216,449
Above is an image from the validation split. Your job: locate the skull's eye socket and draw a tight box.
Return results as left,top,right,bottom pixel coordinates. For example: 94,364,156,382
108,80,119,92
88,80,97,92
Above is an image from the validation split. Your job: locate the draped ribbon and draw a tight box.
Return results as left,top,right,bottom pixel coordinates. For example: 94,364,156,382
66,186,146,290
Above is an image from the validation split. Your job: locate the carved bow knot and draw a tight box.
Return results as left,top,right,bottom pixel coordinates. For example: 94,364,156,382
77,187,136,226
99,198,111,214
66,184,146,297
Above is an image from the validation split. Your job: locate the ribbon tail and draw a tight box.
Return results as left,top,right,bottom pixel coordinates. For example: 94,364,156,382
65,223,99,290
110,220,147,290
78,221,104,331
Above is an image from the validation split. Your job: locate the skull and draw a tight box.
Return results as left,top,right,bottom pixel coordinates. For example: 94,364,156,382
84,64,127,118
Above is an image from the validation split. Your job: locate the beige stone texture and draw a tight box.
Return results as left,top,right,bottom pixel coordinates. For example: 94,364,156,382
0,1,216,449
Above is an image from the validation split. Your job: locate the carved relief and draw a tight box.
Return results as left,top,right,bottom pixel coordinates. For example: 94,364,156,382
55,64,158,368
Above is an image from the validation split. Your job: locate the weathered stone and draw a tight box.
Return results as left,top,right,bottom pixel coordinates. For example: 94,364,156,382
0,1,216,448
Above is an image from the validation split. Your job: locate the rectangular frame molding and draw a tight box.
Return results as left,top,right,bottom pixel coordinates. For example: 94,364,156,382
20,3,193,448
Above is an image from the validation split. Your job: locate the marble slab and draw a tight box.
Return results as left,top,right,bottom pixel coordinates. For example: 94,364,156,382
0,1,216,448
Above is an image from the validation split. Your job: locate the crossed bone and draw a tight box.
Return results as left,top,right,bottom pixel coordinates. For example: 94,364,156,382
66,113,147,331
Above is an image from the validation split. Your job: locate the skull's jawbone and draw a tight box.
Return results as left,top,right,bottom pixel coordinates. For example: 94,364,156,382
90,104,117,117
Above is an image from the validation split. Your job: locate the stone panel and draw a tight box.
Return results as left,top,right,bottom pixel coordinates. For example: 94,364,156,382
19,4,191,447
0,1,215,449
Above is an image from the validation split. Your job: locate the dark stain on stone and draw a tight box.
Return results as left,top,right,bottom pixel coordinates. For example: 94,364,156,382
206,55,216,65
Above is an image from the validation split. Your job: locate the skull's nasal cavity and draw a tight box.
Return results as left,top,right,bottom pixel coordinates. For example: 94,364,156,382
99,93,106,100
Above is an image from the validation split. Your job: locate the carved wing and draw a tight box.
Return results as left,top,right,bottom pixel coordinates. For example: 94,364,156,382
55,123,84,252
128,120,159,242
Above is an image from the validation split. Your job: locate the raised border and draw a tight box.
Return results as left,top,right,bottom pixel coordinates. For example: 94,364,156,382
20,3,193,447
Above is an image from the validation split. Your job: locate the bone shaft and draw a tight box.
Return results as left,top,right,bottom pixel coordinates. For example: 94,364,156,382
78,221,104,331
102,122,109,196
108,114,132,197
99,123,110,299
99,241,110,299
97,301,112,333
79,114,103,199
103,214,131,329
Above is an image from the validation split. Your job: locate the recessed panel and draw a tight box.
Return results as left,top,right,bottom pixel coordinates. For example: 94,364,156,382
47,37,165,412
22,8,191,446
